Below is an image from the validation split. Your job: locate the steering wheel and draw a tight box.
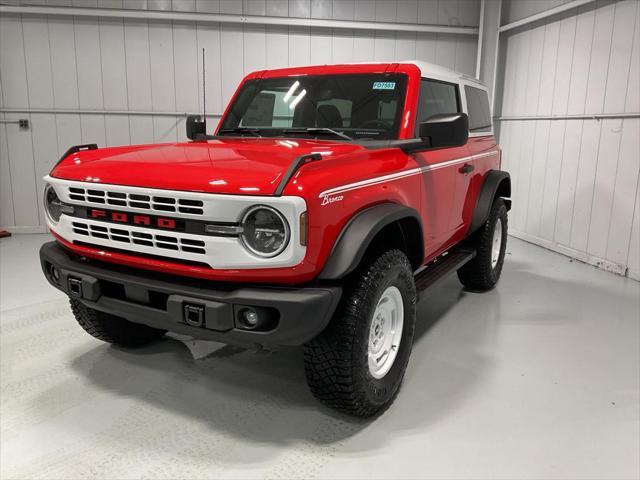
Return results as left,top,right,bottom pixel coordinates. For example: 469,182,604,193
356,119,391,130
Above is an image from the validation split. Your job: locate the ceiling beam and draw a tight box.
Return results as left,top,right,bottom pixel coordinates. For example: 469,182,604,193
499,0,596,33
0,4,479,36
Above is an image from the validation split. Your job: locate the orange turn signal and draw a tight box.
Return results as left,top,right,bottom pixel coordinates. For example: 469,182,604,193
300,212,308,246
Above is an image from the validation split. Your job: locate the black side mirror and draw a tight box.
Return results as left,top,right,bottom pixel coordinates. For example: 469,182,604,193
186,115,206,140
419,113,469,149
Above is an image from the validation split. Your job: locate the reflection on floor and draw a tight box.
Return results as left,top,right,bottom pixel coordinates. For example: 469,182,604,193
1,234,638,479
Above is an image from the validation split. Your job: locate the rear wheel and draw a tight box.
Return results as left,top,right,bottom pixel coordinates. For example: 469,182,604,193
70,299,166,348
457,197,508,291
304,249,417,417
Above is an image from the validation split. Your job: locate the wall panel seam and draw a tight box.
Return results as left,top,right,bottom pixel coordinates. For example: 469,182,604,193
585,0,619,254
172,22,179,124
524,24,549,232
2,121,17,225
97,18,107,146
566,120,586,243
623,167,640,272
603,3,639,260
20,14,42,226
513,34,532,233
537,20,562,235
46,16,61,157
551,13,579,242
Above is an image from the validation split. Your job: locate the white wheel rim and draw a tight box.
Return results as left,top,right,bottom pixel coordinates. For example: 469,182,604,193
491,218,503,269
368,286,404,379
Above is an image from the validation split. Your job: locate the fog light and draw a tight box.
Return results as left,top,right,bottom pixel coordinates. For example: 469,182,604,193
242,308,259,328
49,264,61,284
235,305,279,331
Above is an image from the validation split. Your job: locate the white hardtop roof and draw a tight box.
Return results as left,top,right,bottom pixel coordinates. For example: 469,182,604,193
273,60,488,89
346,60,487,89
398,60,487,89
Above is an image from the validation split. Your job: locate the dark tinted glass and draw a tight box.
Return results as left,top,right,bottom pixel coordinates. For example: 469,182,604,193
415,79,460,134
464,85,492,132
220,74,407,140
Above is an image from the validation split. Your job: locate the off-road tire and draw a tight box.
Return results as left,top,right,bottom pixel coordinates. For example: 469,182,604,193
457,197,508,291
304,249,417,417
70,298,166,347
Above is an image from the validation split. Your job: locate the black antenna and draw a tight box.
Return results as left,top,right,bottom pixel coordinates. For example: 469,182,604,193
202,48,206,132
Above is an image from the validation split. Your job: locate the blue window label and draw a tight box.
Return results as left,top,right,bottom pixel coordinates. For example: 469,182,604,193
373,82,396,90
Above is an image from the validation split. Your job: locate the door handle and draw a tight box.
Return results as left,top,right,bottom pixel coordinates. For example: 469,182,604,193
459,163,474,174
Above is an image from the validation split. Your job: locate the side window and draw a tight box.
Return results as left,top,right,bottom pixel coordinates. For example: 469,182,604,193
415,78,460,135
464,85,492,133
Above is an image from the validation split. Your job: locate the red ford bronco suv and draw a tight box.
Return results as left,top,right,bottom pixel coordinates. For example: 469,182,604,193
40,61,510,417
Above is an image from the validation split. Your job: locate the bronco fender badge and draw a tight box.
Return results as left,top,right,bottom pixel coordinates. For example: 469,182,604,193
321,194,344,206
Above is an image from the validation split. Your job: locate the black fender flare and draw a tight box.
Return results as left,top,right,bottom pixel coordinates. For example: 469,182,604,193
469,170,511,233
319,203,423,280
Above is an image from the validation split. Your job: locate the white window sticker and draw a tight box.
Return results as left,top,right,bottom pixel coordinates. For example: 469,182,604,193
373,82,396,90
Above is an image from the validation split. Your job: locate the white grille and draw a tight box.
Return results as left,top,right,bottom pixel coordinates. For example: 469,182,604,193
71,221,206,255
46,176,308,269
68,187,204,215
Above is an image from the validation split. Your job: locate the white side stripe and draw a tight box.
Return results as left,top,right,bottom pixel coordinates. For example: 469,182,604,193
318,151,497,198
319,168,423,197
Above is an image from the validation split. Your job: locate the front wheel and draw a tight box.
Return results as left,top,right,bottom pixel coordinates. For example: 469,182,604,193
457,197,508,291
304,249,417,417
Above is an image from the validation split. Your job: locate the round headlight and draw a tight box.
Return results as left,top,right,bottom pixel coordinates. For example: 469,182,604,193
44,184,73,224
44,184,63,223
240,206,290,258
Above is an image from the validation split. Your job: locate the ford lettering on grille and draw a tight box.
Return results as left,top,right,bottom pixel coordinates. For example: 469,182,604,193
88,208,178,230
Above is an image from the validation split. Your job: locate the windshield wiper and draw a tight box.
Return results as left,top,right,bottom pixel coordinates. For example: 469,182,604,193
283,127,353,141
218,127,262,137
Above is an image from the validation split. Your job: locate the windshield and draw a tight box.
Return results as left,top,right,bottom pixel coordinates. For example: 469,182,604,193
219,74,408,141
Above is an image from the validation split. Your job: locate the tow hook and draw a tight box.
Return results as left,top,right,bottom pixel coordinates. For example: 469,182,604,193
183,304,205,327
68,277,83,298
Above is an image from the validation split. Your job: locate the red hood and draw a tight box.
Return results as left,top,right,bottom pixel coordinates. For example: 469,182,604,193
52,138,364,196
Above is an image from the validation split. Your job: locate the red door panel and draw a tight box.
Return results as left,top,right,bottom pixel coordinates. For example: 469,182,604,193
414,143,470,259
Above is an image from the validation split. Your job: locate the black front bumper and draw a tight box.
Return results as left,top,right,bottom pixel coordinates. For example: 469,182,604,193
40,242,341,347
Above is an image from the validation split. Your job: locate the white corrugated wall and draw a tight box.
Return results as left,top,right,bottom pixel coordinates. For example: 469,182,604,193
496,0,640,280
0,0,481,233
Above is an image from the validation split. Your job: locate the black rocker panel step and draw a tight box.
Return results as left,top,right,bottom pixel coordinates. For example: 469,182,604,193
414,248,476,292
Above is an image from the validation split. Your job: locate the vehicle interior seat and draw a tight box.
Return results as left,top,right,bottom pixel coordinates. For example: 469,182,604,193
316,104,344,128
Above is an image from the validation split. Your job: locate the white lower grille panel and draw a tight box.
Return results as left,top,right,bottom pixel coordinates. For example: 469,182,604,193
71,222,206,255
49,214,306,269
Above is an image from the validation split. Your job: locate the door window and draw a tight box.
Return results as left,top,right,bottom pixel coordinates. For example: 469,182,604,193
415,79,460,135
464,85,492,133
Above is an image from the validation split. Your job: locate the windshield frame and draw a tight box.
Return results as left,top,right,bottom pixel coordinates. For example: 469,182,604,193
216,73,410,142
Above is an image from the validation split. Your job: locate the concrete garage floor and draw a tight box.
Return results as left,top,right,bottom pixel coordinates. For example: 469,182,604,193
0,234,638,479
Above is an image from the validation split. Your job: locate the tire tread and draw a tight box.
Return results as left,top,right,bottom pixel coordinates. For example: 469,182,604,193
304,249,416,417
70,299,166,348
457,198,508,291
